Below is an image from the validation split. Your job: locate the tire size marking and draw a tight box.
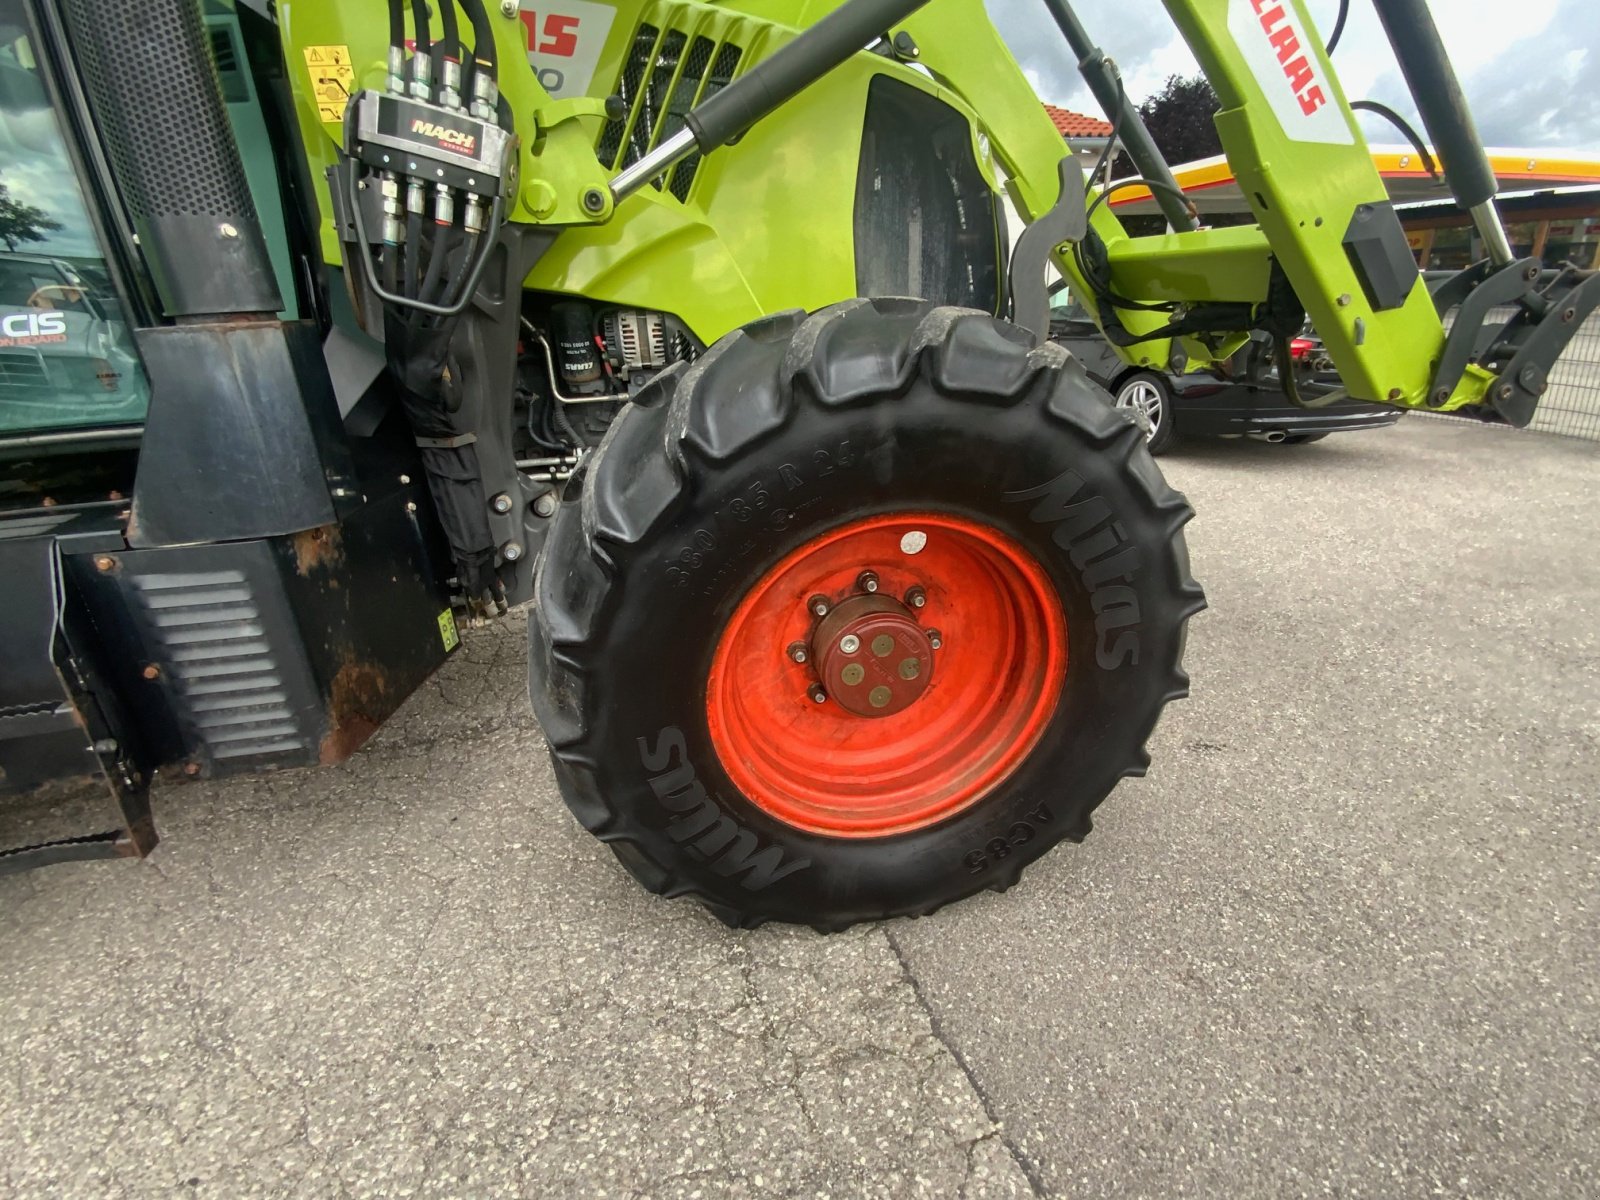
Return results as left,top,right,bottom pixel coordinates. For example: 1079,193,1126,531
661,439,860,593
1004,469,1144,670
638,727,812,890
963,803,1053,873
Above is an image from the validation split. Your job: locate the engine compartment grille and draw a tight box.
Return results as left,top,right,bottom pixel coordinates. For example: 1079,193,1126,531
596,19,746,202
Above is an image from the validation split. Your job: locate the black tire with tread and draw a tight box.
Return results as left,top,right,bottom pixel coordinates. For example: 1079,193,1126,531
528,299,1205,930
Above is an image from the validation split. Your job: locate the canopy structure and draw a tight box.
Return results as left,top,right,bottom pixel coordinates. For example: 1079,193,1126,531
1107,145,1600,215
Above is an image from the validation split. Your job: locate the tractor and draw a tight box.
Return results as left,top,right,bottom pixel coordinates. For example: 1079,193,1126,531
0,0,1591,928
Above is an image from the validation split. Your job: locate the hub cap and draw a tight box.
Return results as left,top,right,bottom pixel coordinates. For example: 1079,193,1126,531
814,595,934,717
705,512,1068,838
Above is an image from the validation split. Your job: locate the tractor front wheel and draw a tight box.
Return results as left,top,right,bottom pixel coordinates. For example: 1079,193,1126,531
528,299,1204,930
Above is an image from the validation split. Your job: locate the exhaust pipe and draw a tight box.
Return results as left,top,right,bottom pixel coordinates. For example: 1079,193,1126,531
1249,431,1288,443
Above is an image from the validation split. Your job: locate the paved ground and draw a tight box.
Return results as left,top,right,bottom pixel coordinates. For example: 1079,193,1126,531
2,418,1596,1198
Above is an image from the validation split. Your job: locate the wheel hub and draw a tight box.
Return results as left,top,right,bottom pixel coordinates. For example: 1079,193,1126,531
812,594,934,717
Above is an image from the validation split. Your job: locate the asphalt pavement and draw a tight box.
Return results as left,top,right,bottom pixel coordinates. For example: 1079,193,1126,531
2,417,1596,1197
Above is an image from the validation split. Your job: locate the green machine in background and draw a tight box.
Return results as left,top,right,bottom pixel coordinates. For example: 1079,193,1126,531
1,0,1591,928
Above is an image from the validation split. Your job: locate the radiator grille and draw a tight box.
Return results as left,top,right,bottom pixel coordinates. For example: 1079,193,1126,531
130,569,311,760
596,17,746,201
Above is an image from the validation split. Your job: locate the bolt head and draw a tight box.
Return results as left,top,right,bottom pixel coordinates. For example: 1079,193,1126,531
840,634,860,654
787,642,809,664
141,664,160,680
499,0,518,15
1337,293,1352,307
218,222,238,238
399,474,411,485
491,492,513,514
183,762,202,777
94,554,116,572
927,629,943,650
533,493,558,518
809,595,830,618
809,685,827,704
502,541,524,562
857,571,879,594
404,501,417,513
582,187,607,214
906,586,927,609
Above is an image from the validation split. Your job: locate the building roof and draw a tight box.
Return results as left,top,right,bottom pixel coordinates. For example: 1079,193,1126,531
1043,104,1113,139
1106,146,1600,215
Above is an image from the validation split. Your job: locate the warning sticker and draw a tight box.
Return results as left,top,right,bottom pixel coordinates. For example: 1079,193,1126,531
438,609,461,653
303,44,355,123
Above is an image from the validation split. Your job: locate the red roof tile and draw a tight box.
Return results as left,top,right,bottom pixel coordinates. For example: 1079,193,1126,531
1043,104,1113,138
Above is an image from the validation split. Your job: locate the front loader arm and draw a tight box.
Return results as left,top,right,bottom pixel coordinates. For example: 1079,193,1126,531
1161,0,1486,411
913,0,1591,421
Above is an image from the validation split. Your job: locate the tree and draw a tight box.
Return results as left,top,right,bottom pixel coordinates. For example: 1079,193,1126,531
0,182,63,253
1111,74,1226,234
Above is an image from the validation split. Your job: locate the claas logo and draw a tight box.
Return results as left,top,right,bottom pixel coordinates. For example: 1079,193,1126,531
1249,0,1328,116
410,118,476,154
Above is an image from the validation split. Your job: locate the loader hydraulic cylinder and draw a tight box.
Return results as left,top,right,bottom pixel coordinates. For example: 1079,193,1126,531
613,0,934,199
1371,0,1514,266
1039,0,1198,232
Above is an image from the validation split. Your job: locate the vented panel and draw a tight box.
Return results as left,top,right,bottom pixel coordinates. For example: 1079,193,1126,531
597,17,746,201
668,42,742,201
60,0,256,222
130,569,312,761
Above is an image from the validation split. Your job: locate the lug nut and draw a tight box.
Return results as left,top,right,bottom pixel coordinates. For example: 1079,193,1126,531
808,685,827,704
787,642,809,664
905,586,927,609
808,595,830,618
927,629,943,650
857,571,879,594
840,634,860,654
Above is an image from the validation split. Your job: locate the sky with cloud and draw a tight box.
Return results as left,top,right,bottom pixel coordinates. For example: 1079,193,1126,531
986,0,1599,152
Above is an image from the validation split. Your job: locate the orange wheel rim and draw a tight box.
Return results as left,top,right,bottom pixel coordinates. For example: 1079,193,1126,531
705,512,1068,838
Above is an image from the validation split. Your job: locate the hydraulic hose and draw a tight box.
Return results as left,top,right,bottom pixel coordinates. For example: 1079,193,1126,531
386,0,404,52
458,0,497,82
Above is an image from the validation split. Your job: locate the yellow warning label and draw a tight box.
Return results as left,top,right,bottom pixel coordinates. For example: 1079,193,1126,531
438,609,460,653
303,45,355,123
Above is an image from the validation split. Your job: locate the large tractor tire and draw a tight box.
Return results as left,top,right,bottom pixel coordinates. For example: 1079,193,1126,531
528,299,1204,930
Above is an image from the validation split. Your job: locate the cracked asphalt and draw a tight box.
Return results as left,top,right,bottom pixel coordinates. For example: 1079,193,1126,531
2,418,1597,1197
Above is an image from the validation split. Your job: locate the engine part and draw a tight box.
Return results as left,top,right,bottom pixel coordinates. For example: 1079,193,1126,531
552,303,602,385
601,310,670,372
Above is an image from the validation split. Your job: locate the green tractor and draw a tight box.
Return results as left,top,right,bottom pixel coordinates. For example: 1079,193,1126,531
0,0,1590,928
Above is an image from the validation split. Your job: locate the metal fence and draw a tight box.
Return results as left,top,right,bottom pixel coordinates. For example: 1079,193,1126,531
1431,289,1600,442
1518,308,1600,441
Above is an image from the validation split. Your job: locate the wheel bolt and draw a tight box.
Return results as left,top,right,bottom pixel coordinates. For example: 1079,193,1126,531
927,629,943,650
808,594,830,618
788,642,809,664
840,634,860,654
857,571,879,593
808,684,827,704
905,586,927,609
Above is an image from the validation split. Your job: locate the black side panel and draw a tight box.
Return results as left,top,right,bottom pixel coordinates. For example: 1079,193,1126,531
63,482,453,778
0,537,96,790
130,320,357,547
853,76,1000,312
1342,200,1422,313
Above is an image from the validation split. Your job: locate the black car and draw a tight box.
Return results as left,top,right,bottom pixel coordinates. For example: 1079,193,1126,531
1048,297,1401,454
